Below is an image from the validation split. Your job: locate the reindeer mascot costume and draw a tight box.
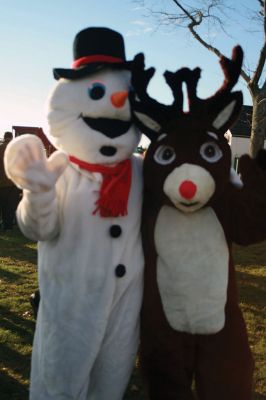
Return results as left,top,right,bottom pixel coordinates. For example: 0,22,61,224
4,27,145,400
130,47,266,400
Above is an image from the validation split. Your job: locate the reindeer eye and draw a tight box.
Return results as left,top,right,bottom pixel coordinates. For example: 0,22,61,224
154,145,176,165
200,142,222,163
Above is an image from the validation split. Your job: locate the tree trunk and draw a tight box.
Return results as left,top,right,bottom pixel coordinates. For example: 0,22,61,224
249,94,266,157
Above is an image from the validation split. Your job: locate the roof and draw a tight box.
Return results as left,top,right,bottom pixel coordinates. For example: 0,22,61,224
230,105,252,138
12,126,55,154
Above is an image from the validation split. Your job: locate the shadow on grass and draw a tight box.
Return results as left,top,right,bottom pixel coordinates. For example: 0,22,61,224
0,343,31,381
236,270,266,317
254,393,266,400
0,229,37,266
0,245,37,266
234,242,266,267
0,305,33,400
0,305,35,346
0,267,24,283
0,368,29,400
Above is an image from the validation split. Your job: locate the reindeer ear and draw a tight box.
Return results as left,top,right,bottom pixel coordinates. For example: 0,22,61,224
211,91,243,132
132,110,162,140
129,90,162,140
133,109,161,130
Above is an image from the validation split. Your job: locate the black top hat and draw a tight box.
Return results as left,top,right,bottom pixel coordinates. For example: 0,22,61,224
53,27,135,80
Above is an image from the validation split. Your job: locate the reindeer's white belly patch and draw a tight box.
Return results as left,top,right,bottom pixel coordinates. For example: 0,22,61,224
154,205,229,334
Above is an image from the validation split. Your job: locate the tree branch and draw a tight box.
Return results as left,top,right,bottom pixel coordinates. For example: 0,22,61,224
171,0,197,23
262,77,266,92
169,0,252,85
249,43,266,91
187,14,251,85
249,1,266,92
260,0,266,37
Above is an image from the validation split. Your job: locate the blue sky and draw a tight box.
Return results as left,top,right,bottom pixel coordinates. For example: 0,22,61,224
0,0,263,141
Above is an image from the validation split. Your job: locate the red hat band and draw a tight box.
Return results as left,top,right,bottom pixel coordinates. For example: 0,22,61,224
72,55,124,69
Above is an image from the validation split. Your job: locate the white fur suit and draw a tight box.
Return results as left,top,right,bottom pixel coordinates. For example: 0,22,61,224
4,27,144,400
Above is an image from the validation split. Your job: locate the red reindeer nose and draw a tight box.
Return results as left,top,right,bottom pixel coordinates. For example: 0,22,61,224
179,180,197,200
111,91,128,108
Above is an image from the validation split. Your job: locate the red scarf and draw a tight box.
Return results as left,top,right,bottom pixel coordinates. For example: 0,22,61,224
69,155,132,218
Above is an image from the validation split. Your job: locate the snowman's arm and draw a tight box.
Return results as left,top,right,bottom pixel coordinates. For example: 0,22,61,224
17,187,59,241
4,135,68,241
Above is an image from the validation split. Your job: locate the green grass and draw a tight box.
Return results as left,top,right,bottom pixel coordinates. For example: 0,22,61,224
0,228,265,399
234,243,266,400
0,229,38,400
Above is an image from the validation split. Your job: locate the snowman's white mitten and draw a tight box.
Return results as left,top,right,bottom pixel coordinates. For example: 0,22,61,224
4,134,68,241
4,134,68,192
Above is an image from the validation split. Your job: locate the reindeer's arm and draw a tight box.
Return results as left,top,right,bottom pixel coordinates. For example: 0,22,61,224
227,150,266,245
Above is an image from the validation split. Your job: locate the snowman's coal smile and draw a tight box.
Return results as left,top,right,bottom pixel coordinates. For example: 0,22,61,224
82,116,131,138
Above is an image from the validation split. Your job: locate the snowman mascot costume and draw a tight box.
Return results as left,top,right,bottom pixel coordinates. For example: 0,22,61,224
4,27,144,400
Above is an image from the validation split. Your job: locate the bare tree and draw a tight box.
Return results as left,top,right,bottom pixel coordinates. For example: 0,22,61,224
135,0,266,157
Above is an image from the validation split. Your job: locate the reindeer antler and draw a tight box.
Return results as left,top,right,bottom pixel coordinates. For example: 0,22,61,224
130,46,243,137
217,45,243,94
162,46,243,115
164,68,201,113
162,46,244,137
131,53,156,101
130,53,174,137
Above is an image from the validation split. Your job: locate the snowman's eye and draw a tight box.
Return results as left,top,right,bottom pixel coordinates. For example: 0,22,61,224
88,83,106,100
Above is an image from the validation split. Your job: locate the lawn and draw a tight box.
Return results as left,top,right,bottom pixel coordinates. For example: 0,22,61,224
0,228,265,399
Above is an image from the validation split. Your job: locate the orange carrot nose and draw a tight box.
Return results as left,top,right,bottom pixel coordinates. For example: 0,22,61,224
179,180,197,200
111,91,128,108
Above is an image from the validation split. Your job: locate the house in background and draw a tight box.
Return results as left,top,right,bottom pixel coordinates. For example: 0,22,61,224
11,109,263,170
12,126,55,156
228,105,265,171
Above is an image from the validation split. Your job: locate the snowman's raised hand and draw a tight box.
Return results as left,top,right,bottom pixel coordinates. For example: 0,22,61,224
4,134,68,192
